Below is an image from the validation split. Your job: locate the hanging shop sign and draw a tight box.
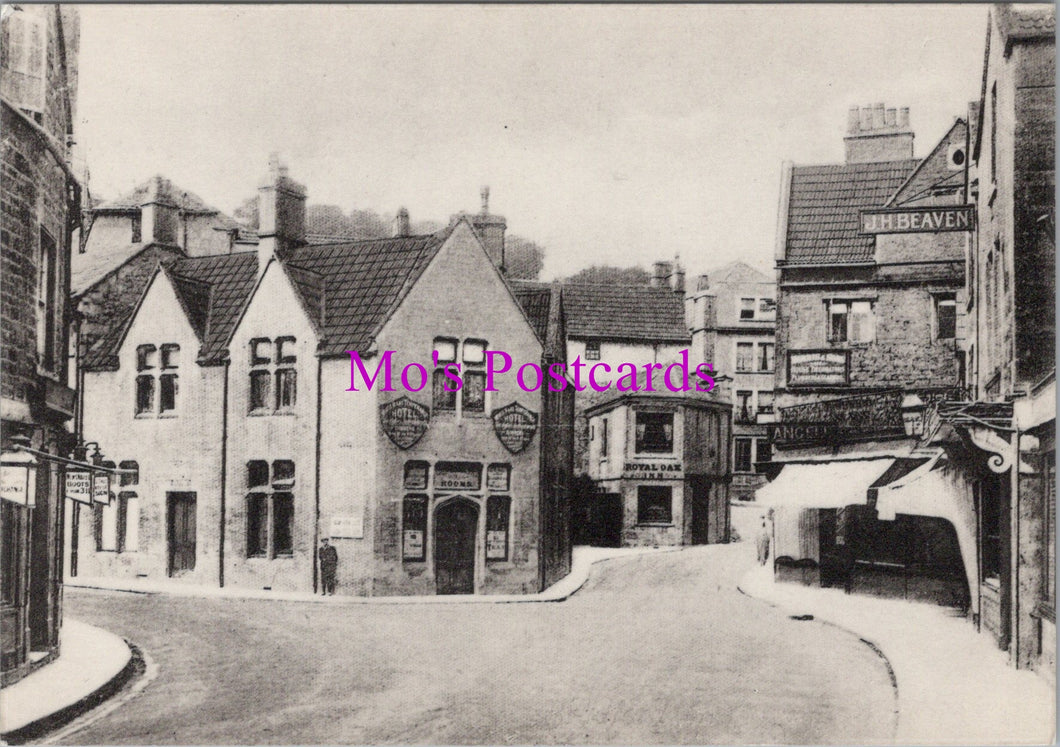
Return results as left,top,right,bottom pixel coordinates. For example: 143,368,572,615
859,205,975,235
0,452,37,507
65,470,92,504
622,462,684,480
380,396,430,449
788,350,850,387
492,402,538,454
93,473,111,504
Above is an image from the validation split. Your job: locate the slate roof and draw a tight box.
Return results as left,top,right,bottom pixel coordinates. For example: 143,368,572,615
83,252,259,370
510,282,553,343
284,231,448,356
888,120,968,207
557,282,689,343
72,242,154,296
996,3,1055,47
784,158,919,265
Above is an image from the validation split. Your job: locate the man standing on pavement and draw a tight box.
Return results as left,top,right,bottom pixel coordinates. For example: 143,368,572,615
318,538,338,595
756,519,771,566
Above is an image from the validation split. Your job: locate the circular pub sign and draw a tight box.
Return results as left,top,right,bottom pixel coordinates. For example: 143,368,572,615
380,396,430,449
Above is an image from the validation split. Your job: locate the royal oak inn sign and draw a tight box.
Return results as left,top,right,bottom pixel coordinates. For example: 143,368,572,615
859,205,975,235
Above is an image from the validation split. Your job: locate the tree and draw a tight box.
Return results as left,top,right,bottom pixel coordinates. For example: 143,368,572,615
504,235,545,280
563,265,652,286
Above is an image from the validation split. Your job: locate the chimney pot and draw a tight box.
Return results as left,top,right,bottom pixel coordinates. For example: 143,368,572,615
696,274,710,292
651,260,672,289
394,207,411,238
873,103,886,129
885,108,896,127
480,186,490,215
898,107,910,128
847,106,861,134
859,106,872,131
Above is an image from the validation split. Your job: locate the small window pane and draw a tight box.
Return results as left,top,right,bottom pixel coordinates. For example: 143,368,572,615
740,298,756,319
272,460,295,485
735,438,753,472
247,461,269,488
247,494,268,557
250,371,271,411
600,418,609,457
635,412,674,454
463,372,486,413
276,336,297,364
637,486,672,524
135,375,155,414
432,369,457,411
433,337,457,363
757,390,775,414
161,344,180,369
277,369,297,409
160,374,178,413
273,493,294,556
136,345,157,371
463,339,487,365
585,341,601,361
758,343,775,372
937,298,957,340
250,338,271,365
119,460,139,487
736,343,753,372
829,302,849,342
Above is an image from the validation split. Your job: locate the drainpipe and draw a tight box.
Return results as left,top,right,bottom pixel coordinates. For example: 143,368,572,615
312,355,323,594
1012,426,1021,667
218,360,229,587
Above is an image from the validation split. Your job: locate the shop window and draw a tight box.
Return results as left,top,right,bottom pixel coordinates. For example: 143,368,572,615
462,339,487,414
637,486,672,525
736,342,753,372
740,298,756,320
404,461,429,491
935,295,957,340
432,337,458,412
635,412,673,454
402,494,427,561
827,300,875,343
585,340,601,361
734,438,753,473
486,496,511,562
757,343,775,372
1,502,24,606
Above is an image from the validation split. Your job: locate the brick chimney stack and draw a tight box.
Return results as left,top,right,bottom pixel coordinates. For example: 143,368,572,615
257,153,306,274
394,207,410,238
651,260,673,288
453,185,507,273
141,175,179,246
844,103,915,164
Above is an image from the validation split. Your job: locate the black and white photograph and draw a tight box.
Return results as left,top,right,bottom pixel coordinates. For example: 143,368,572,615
0,3,1055,744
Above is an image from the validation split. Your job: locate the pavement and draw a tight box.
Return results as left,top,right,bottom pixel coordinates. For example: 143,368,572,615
0,620,135,743
64,544,680,604
739,559,1057,745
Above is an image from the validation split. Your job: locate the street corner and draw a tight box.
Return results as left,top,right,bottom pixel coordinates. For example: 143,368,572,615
0,619,144,745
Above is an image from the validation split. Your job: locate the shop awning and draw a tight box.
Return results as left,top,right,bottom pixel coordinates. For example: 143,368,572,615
754,458,897,509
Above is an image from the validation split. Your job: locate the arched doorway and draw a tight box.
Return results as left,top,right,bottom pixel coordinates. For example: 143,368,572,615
434,498,478,595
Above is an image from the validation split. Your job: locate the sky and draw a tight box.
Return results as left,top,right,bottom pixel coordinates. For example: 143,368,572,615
74,3,990,281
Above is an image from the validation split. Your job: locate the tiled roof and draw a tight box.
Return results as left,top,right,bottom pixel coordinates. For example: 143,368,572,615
784,159,919,264
167,253,259,364
997,4,1055,45
284,231,447,356
510,282,552,343
888,120,968,207
72,242,152,295
92,177,223,214
558,282,689,343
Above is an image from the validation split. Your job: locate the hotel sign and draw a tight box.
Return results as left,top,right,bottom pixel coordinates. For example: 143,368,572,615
788,350,850,387
492,402,538,454
859,205,975,235
380,396,430,450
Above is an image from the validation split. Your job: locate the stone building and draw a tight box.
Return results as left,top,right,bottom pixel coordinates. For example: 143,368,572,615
583,392,731,547
72,160,573,595
686,262,776,501
1,5,83,684
945,3,1055,679
762,104,978,610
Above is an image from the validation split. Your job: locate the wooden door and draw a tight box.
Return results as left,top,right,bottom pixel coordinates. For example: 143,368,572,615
167,492,197,575
435,499,478,594
689,477,712,544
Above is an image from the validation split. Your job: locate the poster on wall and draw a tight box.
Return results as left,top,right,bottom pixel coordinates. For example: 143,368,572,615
380,396,430,449
492,402,538,454
330,514,363,539
486,530,507,560
787,350,849,386
486,463,511,492
403,530,424,560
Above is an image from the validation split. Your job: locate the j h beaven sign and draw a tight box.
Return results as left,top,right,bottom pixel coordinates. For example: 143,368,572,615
859,205,975,235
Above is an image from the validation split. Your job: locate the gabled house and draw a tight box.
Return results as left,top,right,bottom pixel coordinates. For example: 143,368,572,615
71,159,573,596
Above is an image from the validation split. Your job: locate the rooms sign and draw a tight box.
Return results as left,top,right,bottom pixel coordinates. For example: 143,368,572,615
859,205,975,235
